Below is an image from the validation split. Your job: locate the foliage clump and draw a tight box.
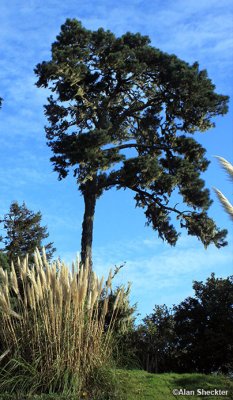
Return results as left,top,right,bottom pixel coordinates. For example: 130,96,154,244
0,202,55,265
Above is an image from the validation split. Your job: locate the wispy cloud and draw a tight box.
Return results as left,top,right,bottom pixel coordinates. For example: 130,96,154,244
92,234,233,318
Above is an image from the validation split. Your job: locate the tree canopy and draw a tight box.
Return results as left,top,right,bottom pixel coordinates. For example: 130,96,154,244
0,201,56,264
174,274,233,373
35,19,229,265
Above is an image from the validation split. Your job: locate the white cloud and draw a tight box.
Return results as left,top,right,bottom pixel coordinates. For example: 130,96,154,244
92,234,233,317
94,234,233,288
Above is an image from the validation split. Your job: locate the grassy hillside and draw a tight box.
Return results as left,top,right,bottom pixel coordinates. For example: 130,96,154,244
0,370,232,400
118,370,233,400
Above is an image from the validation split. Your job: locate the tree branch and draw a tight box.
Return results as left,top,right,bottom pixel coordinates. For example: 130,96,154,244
101,175,189,217
102,143,177,152
130,185,185,215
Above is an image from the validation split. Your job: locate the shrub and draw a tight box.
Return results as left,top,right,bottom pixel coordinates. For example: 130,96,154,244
0,249,125,398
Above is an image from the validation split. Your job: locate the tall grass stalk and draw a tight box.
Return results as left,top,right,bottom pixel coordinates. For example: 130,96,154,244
0,249,124,397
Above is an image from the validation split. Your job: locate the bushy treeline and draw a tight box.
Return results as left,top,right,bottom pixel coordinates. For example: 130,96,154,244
120,274,233,375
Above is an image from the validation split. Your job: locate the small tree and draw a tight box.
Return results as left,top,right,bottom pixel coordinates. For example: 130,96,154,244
134,305,176,373
35,19,229,267
0,201,56,265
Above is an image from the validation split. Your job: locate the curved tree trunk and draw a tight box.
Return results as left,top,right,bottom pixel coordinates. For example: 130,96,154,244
81,188,97,272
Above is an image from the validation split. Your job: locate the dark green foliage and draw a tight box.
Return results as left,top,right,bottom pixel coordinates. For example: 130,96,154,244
35,19,229,263
174,274,233,373
0,201,56,264
133,305,176,373
101,284,136,335
0,252,10,274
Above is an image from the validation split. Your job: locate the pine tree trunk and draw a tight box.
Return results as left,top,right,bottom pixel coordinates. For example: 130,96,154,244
81,188,97,271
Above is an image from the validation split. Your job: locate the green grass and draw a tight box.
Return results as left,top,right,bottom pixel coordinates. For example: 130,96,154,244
0,370,232,400
117,370,233,400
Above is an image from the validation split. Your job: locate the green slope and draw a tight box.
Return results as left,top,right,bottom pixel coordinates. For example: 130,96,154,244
117,370,233,400
0,370,232,400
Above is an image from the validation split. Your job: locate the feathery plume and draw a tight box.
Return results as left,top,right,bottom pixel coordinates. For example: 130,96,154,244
214,156,233,221
213,187,233,221
215,156,233,178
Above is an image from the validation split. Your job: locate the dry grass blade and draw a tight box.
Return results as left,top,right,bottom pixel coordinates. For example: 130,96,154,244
0,349,10,362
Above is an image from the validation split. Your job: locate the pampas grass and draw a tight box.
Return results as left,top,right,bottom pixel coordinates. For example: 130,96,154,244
0,249,124,397
213,188,233,221
213,156,233,221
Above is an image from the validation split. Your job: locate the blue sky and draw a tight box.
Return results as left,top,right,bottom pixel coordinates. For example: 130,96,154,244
0,0,232,320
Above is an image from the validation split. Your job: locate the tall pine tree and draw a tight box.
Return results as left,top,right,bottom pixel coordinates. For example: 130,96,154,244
35,19,229,268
